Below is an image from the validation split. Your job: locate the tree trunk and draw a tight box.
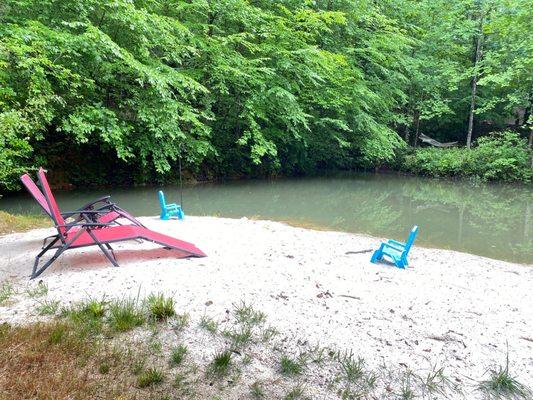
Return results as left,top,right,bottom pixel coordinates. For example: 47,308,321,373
413,110,420,148
529,126,533,168
466,10,484,149
404,124,410,146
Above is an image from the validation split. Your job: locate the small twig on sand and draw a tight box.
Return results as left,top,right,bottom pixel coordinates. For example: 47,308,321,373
345,249,373,255
338,295,361,300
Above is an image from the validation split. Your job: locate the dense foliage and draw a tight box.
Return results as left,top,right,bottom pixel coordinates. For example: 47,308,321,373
400,131,532,182
0,0,531,191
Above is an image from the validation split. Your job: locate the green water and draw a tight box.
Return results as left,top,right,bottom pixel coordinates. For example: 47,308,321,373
1,173,531,263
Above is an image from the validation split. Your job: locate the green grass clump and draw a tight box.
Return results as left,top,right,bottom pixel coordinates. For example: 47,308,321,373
339,352,365,383
207,350,233,377
284,384,305,400
137,367,165,388
418,365,457,397
60,299,106,336
48,324,68,345
37,300,60,315
170,344,188,366
27,282,48,298
261,326,279,342
131,357,146,375
98,362,110,374
108,299,145,332
199,315,218,334
280,355,303,376
82,299,106,318
26,282,48,298
478,355,532,399
400,370,415,400
234,301,266,326
223,326,253,349
250,381,265,398
173,313,190,331
0,282,15,305
61,299,106,320
146,293,175,321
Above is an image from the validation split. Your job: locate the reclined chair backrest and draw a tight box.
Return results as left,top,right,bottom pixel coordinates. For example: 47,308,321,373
37,168,67,237
404,225,419,253
20,173,52,216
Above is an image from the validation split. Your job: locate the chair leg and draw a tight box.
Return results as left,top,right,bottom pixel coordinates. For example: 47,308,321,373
394,258,406,269
371,243,385,264
105,243,117,262
87,230,119,267
32,243,68,279
31,228,88,279
370,250,381,264
32,237,60,278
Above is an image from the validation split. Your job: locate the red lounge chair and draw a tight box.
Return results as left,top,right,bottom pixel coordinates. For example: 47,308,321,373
25,168,206,279
20,173,144,227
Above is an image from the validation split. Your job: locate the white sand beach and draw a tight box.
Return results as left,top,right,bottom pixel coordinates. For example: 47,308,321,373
1,216,532,398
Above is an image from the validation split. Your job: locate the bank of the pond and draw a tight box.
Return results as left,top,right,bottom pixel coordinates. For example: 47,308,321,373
0,211,50,236
0,216,532,399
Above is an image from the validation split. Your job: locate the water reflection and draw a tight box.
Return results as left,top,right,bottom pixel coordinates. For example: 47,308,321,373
1,173,531,263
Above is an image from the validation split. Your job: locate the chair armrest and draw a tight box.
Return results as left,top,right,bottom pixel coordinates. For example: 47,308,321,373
77,195,112,211
62,210,111,216
57,222,114,228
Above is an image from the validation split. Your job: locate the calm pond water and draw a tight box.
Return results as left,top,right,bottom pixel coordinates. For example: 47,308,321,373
1,173,531,263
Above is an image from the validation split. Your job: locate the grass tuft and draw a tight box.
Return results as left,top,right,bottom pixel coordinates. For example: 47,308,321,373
146,293,175,321
137,367,165,388
284,384,305,400
478,353,532,399
280,355,303,376
250,381,265,398
234,301,266,326
170,344,188,366
48,324,68,345
37,299,60,315
223,326,253,349
26,281,48,298
0,282,15,305
418,365,458,397
98,362,110,374
131,357,146,375
60,299,106,336
400,369,415,400
199,315,218,334
338,351,365,383
108,298,145,332
207,350,233,377
261,326,279,342
173,313,190,331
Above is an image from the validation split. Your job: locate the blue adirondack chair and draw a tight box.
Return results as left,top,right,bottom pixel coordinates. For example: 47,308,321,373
370,225,419,268
158,190,185,220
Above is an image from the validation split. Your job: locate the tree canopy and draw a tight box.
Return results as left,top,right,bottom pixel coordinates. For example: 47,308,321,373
0,0,531,191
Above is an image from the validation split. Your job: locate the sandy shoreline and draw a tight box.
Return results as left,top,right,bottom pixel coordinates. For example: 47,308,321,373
1,216,532,397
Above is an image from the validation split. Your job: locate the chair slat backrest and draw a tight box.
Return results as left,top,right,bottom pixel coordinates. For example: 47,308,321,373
20,174,51,216
404,225,419,252
37,168,67,236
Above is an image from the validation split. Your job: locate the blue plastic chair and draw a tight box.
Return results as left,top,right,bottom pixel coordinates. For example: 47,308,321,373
370,225,418,269
158,190,184,220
